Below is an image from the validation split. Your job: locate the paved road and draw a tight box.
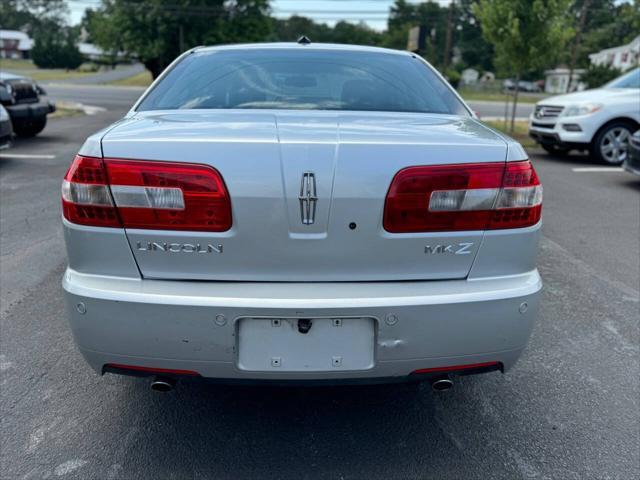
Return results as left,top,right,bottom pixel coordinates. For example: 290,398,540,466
467,100,534,119
5,64,146,86
1,96,638,479
50,64,146,85
44,84,145,110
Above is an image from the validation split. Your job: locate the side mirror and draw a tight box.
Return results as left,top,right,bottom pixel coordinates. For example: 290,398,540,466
35,84,47,96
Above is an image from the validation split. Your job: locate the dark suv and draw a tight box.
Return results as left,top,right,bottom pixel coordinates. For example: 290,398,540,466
0,72,55,137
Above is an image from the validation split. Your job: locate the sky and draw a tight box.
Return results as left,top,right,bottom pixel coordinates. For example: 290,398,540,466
66,0,453,31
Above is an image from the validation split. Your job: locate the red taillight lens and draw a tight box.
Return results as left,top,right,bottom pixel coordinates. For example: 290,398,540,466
105,159,232,231
62,155,232,231
383,161,542,233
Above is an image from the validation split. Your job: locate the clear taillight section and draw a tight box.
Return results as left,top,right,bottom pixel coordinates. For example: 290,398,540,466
62,155,232,231
62,156,120,227
383,160,542,233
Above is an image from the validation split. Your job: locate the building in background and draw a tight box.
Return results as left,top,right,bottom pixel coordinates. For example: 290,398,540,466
0,30,33,59
589,35,640,71
460,68,479,85
544,67,586,94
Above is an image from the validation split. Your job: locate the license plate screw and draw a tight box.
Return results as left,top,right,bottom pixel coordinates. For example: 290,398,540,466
332,356,342,367
332,319,342,327
271,357,281,367
271,319,281,327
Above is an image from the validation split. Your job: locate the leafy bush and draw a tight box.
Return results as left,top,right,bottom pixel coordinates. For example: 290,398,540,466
78,63,100,73
444,69,461,88
580,64,623,89
32,29,84,70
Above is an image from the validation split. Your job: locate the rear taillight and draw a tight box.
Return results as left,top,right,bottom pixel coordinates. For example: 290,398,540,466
62,155,232,231
62,156,121,227
383,160,542,233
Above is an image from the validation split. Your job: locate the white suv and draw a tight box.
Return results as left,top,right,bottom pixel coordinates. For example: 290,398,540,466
529,68,639,164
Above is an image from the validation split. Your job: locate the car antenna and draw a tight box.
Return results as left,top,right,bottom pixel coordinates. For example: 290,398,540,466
297,35,311,45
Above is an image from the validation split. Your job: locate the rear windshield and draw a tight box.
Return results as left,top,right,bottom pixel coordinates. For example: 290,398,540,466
137,48,469,115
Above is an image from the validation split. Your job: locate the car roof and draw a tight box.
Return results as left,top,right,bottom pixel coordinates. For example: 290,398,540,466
193,42,411,57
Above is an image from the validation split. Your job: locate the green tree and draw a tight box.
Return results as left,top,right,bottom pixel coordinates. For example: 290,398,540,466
330,21,383,46
271,15,335,43
474,0,574,132
271,16,382,46
31,27,83,69
456,0,494,72
0,0,68,35
88,0,271,79
578,0,640,65
384,0,449,66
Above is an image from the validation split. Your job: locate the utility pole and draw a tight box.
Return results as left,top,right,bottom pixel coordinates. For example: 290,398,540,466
443,0,455,71
567,0,590,92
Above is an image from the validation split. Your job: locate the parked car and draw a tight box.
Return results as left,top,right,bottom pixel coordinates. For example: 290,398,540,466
529,67,640,164
503,79,541,92
0,72,55,137
0,104,12,149
624,130,640,175
61,42,542,392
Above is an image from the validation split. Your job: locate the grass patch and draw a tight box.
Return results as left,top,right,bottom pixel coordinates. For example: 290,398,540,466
108,70,153,87
459,88,546,104
19,69,95,81
0,59,94,81
483,119,537,149
0,58,37,70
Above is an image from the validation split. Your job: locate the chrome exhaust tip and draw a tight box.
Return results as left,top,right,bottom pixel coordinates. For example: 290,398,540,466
150,376,175,392
431,377,453,392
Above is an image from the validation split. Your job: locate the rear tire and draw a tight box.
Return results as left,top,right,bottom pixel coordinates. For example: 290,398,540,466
591,121,635,165
12,116,47,137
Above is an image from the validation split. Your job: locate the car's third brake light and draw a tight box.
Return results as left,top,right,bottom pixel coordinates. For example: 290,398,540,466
383,160,542,232
62,155,232,231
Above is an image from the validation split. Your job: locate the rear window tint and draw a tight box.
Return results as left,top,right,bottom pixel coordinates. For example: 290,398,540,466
137,48,468,115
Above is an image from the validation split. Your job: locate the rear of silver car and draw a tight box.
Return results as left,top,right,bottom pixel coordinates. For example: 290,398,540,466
62,45,542,386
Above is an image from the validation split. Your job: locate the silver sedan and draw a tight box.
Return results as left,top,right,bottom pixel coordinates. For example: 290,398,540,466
61,42,542,392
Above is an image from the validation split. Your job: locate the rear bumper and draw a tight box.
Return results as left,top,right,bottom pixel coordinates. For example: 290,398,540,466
63,267,541,382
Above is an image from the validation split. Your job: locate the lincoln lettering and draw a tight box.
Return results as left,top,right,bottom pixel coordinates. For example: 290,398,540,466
136,242,223,254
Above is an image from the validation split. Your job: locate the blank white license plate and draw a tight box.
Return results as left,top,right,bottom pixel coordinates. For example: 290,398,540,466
237,317,375,372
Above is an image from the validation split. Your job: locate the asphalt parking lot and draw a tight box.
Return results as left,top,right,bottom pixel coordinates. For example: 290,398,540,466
1,90,638,480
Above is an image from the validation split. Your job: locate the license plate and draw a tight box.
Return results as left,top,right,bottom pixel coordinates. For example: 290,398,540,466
237,317,375,372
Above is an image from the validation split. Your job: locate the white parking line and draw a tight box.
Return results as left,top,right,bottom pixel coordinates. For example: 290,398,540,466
0,153,56,159
572,167,624,173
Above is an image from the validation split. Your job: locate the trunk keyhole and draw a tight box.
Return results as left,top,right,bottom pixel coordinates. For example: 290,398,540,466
297,319,312,334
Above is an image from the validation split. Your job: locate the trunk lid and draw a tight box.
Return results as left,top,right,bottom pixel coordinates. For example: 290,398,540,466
101,110,507,281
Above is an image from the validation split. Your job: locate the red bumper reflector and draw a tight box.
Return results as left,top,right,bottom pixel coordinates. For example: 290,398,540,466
411,361,500,375
105,363,200,376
